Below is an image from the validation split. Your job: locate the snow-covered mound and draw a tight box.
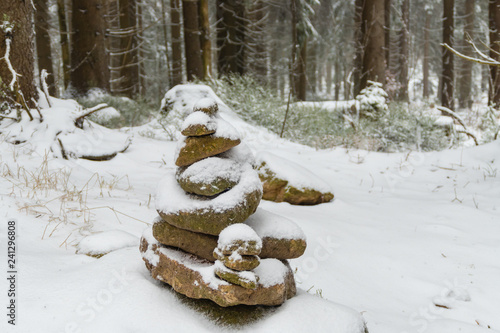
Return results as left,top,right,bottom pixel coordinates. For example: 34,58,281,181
76,230,139,257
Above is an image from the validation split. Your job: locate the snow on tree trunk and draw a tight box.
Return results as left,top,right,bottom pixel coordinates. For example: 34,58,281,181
0,0,38,108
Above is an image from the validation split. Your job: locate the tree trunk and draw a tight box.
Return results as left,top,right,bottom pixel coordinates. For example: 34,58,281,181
217,0,245,76
397,0,409,101
0,0,38,107
384,0,391,71
489,0,500,106
245,0,267,83
423,9,431,98
353,0,364,96
334,61,341,100
458,0,475,109
308,41,317,95
183,0,203,81
295,37,307,101
70,0,110,95
170,0,183,86
360,0,386,90
57,0,71,90
35,0,57,97
441,0,454,110
326,61,332,96
118,0,139,98
199,0,211,79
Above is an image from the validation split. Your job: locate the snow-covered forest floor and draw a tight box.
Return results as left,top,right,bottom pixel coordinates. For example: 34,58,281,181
1,96,499,333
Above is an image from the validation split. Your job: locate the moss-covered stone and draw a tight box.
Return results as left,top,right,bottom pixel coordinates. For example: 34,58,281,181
218,239,261,256
257,162,334,205
158,186,261,236
194,99,219,115
153,219,218,261
140,235,296,307
213,250,260,271
259,237,307,260
176,166,238,197
181,123,216,137
150,218,305,261
175,135,241,167
214,263,258,289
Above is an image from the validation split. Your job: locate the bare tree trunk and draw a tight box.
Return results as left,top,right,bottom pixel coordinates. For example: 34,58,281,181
308,41,317,95
360,0,386,90
334,60,341,100
295,37,307,101
217,0,245,76
170,0,183,86
326,61,332,96
245,0,267,84
0,0,38,108
397,0,409,101
489,0,500,106
35,0,57,97
441,0,454,110
423,9,431,98
199,0,211,79
70,0,110,95
57,0,71,90
458,0,475,109
384,0,391,71
183,0,203,81
118,0,139,98
353,0,364,96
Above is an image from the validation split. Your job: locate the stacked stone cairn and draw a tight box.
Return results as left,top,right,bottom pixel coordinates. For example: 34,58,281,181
140,98,307,307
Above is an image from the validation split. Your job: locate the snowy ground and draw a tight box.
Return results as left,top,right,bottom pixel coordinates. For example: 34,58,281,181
1,102,499,333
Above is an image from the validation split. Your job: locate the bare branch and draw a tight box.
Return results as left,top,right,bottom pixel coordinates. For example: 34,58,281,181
441,43,500,67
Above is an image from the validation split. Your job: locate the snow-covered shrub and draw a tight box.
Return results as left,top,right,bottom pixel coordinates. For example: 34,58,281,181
77,89,154,128
355,80,389,119
200,75,286,133
479,105,500,142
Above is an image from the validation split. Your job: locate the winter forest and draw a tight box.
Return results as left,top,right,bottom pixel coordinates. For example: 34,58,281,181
1,0,500,333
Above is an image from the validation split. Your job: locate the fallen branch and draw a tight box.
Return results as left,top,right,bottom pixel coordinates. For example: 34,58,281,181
442,43,500,66
74,103,110,128
436,106,467,129
456,129,479,146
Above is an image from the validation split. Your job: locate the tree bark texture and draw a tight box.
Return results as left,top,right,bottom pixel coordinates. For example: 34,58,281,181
118,0,139,98
57,0,70,89
35,0,57,96
397,0,409,101
199,0,211,79
0,0,38,107
489,0,500,106
360,0,386,91
423,9,431,98
183,0,203,81
441,0,454,110
70,0,110,95
217,0,245,76
170,0,183,86
384,0,391,72
458,0,475,109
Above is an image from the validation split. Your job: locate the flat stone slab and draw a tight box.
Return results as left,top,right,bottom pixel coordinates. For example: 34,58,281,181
175,117,242,167
140,228,296,307
156,164,262,236
256,152,334,205
152,208,306,261
152,217,217,261
246,209,307,260
175,135,240,167
176,157,241,197
180,111,217,137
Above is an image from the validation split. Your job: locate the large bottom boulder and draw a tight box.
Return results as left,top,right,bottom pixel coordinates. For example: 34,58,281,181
140,228,296,307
